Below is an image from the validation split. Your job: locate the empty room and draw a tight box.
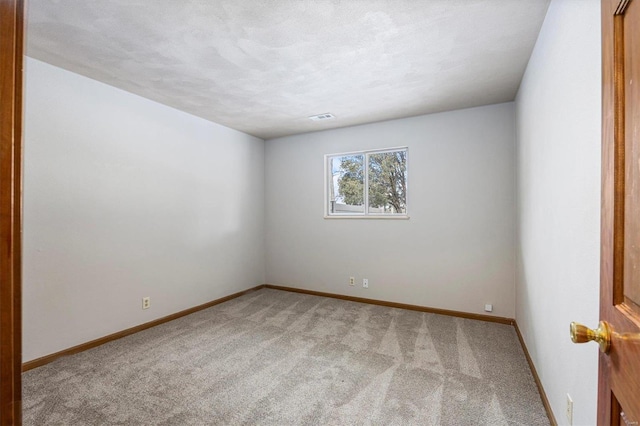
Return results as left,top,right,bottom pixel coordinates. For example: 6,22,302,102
2,0,639,425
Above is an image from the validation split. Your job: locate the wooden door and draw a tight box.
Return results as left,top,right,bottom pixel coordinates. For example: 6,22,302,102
0,0,24,424
600,0,640,424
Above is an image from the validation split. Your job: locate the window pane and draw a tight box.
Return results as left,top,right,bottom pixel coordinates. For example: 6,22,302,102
368,150,407,214
329,154,364,214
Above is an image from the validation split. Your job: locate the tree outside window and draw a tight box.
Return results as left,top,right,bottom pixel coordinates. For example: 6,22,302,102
326,148,408,217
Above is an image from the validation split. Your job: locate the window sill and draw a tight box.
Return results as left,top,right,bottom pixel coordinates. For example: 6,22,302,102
324,215,410,220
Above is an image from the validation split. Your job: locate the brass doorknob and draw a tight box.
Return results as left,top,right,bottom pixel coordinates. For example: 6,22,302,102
570,321,611,353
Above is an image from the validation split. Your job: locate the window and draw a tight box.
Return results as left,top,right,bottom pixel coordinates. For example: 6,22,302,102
325,147,408,218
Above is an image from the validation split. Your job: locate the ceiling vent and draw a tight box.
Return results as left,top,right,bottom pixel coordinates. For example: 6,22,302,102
309,113,335,121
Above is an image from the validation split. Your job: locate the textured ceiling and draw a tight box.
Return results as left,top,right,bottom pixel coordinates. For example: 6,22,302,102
27,0,550,140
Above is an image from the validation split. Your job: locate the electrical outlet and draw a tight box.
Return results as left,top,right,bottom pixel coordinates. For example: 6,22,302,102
349,277,355,286
363,278,369,289
484,304,493,312
566,394,573,425
142,297,150,310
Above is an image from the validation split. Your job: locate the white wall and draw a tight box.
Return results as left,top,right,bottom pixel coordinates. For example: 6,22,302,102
515,1,601,424
23,58,265,362
265,103,516,318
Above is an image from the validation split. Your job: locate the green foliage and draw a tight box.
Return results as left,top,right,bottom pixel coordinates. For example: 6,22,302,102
368,151,406,213
336,155,364,205
335,151,407,213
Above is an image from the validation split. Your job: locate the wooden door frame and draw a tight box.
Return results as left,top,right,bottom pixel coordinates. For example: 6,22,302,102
0,0,24,424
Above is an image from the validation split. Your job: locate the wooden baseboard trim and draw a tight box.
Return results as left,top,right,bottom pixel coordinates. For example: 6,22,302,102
23,282,556,426
513,321,557,426
264,284,515,325
23,282,558,426
22,284,266,372
267,285,554,423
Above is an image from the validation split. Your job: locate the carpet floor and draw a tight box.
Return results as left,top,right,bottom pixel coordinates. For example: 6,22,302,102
23,288,550,425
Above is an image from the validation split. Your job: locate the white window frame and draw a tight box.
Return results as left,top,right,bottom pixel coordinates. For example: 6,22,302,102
324,147,409,219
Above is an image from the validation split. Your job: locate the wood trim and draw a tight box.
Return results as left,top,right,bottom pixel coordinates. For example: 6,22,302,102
24,283,516,372
24,283,557,424
264,284,515,325
0,0,24,424
513,322,558,426
267,285,557,422
600,0,616,423
612,10,626,307
22,285,266,372
615,0,631,15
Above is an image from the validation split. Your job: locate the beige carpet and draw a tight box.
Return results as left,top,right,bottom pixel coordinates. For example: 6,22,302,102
23,288,549,425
